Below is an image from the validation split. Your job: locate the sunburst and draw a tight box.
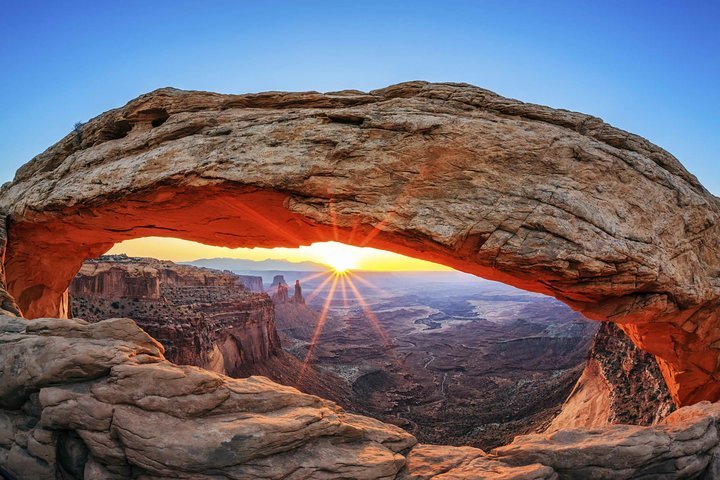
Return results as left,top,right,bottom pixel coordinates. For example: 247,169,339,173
296,268,394,387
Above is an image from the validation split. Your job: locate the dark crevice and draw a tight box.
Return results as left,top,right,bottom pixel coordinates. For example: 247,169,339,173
100,120,133,141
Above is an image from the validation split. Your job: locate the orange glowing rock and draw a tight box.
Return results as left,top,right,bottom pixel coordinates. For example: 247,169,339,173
1,81,719,410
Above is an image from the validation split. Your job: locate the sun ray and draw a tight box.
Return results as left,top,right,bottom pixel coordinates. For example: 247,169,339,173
346,216,362,246
357,159,443,248
304,273,336,304
297,274,340,385
345,274,392,349
297,269,334,285
329,198,339,242
346,270,384,295
339,273,349,310
216,198,306,247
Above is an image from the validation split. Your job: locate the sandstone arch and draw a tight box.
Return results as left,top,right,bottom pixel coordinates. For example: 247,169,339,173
0,81,718,407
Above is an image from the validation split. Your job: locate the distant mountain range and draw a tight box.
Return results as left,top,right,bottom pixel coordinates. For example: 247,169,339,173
186,257,329,272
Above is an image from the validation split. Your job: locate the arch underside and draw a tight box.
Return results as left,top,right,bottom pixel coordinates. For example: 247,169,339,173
1,82,719,406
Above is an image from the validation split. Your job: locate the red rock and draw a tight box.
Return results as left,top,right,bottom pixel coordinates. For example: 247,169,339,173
1,82,719,408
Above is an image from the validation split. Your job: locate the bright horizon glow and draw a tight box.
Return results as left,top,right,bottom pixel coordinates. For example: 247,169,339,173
315,243,360,273
106,237,454,272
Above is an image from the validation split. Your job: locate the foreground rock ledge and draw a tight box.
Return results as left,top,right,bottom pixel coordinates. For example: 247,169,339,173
1,316,720,479
0,82,718,406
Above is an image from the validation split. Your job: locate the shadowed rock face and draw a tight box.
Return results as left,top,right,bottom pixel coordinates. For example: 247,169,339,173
1,82,718,405
549,321,676,431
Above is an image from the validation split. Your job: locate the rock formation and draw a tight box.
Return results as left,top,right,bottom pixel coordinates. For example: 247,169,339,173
270,275,306,305
1,315,720,479
549,322,676,431
236,274,264,292
494,401,720,479
69,256,351,408
272,281,289,303
0,82,718,406
1,81,720,477
293,279,305,304
70,255,281,375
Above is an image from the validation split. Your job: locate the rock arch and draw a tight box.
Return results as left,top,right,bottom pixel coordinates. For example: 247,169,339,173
0,82,718,407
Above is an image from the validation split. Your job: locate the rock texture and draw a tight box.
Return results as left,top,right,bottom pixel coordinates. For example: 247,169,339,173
399,444,557,479
70,255,282,374
0,82,718,405
0,316,415,479
2,315,720,479
549,322,676,431
495,401,720,479
0,212,19,318
236,274,264,292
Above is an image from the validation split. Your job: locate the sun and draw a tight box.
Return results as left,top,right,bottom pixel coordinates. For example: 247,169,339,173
316,242,360,273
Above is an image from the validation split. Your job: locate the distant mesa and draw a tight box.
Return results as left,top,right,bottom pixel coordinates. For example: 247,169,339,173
187,257,328,272
270,274,305,305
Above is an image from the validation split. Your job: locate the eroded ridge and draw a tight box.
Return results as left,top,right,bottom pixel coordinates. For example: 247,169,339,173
2,316,720,479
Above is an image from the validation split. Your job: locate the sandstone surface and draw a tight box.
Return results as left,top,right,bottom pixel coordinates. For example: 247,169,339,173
70,255,281,373
70,255,351,406
1,315,720,479
0,82,718,405
0,316,416,479
549,321,675,431
496,401,720,479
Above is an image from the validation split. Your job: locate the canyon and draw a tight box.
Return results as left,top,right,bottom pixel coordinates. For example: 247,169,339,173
70,254,279,375
0,81,719,478
275,271,598,449
68,255,600,449
69,255,350,407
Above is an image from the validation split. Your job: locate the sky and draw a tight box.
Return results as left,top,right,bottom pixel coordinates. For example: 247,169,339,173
2,1,718,269
107,238,454,271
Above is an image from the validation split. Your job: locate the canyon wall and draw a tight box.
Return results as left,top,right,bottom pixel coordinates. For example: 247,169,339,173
0,213,19,317
236,274,264,292
549,322,676,431
70,256,351,407
70,255,282,376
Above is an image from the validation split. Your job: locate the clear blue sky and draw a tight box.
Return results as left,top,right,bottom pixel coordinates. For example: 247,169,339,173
1,1,718,193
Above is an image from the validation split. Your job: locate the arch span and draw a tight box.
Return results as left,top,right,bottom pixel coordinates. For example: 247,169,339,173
0,81,718,406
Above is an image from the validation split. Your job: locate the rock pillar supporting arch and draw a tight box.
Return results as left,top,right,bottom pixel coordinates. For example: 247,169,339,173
1,81,718,406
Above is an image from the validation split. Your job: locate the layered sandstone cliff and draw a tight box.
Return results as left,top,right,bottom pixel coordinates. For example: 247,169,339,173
70,255,281,376
70,256,351,407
